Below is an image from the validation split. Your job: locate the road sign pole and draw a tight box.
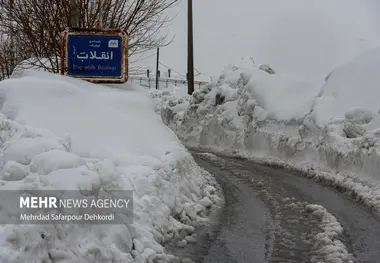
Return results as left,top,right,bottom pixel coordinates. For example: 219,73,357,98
98,0,103,28
156,47,159,90
70,0,77,27
187,0,195,95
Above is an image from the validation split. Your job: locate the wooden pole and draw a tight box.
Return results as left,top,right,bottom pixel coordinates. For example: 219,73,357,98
156,48,159,90
187,0,194,95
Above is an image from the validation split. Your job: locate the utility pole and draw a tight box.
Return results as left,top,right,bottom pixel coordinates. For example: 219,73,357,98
187,0,194,95
155,48,159,90
70,0,77,27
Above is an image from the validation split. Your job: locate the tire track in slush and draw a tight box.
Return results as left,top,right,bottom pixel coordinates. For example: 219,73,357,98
189,152,380,263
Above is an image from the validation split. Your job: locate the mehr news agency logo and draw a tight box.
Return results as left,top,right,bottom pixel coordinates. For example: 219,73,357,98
19,194,131,223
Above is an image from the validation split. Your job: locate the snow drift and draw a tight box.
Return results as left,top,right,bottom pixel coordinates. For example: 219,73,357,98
0,70,222,263
155,49,380,217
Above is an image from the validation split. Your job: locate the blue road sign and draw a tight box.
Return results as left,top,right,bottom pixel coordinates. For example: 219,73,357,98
67,35,123,77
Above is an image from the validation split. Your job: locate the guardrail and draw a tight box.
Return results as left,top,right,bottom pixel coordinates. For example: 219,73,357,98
129,76,209,90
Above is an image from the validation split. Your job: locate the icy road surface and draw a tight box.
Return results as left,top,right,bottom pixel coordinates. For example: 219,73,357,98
184,151,380,263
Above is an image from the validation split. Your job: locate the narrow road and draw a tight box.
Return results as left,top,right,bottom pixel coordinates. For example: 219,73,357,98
181,151,380,263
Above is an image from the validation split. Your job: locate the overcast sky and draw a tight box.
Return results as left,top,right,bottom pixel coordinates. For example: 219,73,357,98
134,0,380,80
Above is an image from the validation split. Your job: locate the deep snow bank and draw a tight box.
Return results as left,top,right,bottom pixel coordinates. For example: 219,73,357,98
0,71,222,263
312,48,380,127
155,51,380,217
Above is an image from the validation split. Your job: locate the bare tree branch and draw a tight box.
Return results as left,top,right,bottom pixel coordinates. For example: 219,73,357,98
0,0,179,74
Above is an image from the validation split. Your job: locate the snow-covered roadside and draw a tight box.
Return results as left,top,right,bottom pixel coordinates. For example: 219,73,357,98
281,197,355,263
0,70,223,263
305,204,354,263
153,49,380,218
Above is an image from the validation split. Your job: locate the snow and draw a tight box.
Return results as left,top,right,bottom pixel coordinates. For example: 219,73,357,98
312,47,380,127
244,71,322,121
12,57,60,77
280,198,355,262
305,204,355,263
29,150,85,175
154,48,380,219
0,70,222,262
1,70,183,160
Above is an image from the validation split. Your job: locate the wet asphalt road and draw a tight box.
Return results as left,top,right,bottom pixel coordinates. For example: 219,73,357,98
176,151,380,263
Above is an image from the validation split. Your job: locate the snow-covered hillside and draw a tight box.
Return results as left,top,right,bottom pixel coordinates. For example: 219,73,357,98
0,70,222,263
154,48,380,217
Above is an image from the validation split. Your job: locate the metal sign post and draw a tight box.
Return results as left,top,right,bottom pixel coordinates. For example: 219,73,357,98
60,28,128,83
98,0,103,28
70,0,77,27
